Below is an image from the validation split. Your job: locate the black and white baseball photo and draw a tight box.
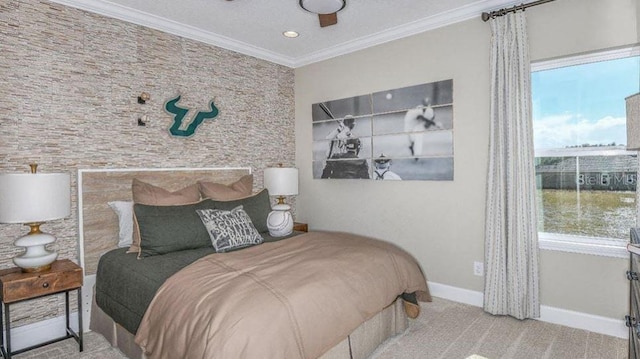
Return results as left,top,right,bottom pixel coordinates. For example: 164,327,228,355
312,80,454,180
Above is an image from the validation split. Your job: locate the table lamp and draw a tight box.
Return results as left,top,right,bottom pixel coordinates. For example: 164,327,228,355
0,164,70,272
263,165,299,237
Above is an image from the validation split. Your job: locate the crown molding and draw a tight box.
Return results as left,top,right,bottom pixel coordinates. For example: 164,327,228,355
49,0,517,68
48,0,297,67
293,0,519,67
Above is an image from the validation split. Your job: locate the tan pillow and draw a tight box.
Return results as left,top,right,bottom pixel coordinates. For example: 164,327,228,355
128,179,201,254
132,178,201,205
198,174,253,200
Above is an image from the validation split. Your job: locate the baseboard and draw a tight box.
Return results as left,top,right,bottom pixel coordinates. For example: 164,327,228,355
428,281,485,307
428,281,628,339
538,304,628,339
6,312,81,352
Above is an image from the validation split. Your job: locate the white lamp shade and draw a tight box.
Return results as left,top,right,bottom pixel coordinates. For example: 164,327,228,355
0,173,71,223
627,93,640,150
264,167,299,196
299,0,345,14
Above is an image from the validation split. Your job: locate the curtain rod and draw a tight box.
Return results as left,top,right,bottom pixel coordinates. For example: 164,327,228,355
481,0,555,22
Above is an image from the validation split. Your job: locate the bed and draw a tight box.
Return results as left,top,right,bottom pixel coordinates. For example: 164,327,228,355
78,167,430,359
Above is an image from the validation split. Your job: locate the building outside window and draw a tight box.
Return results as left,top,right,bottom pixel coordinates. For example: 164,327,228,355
531,47,640,257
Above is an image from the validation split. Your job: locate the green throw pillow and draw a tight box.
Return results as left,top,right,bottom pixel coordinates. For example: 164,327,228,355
134,200,215,257
209,189,271,233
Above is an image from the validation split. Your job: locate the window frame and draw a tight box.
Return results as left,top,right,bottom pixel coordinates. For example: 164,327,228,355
531,45,640,258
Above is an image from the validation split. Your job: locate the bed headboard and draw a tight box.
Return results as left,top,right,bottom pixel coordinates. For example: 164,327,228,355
78,167,252,276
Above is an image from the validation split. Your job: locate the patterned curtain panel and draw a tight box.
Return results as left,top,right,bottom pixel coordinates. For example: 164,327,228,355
484,11,540,320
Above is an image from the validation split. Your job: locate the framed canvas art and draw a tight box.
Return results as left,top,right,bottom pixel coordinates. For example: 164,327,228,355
312,79,454,181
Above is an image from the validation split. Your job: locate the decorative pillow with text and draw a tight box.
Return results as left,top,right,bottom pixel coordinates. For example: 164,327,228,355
196,206,263,253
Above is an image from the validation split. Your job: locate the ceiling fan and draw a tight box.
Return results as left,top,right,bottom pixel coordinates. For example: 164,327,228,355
299,0,346,28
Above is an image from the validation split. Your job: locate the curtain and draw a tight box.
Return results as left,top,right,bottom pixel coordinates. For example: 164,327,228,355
484,11,540,320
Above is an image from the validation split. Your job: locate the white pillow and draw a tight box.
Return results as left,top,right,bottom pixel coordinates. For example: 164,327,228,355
108,201,134,248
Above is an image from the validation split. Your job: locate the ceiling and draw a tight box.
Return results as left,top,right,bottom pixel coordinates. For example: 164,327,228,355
49,0,518,68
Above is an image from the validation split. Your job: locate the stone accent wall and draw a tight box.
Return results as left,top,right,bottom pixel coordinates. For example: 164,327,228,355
0,0,295,327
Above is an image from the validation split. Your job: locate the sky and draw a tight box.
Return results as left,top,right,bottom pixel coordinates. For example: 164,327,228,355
532,56,640,149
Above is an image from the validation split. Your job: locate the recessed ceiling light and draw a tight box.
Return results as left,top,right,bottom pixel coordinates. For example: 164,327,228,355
283,31,299,38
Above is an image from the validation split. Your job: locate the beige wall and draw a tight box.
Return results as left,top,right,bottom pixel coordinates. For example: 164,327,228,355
295,0,637,319
637,0,640,41
1,0,294,327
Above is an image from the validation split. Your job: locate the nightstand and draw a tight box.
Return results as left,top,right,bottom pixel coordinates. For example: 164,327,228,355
293,222,308,232
0,259,83,358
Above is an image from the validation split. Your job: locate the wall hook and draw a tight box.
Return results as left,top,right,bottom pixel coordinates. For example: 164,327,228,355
138,114,149,126
138,92,150,104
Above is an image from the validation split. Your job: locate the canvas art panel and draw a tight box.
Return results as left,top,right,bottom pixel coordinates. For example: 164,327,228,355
312,80,454,181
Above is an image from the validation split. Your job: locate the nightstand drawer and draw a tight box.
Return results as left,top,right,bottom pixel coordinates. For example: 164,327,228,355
0,260,82,303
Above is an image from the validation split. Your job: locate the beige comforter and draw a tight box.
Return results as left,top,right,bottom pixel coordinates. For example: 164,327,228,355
135,231,430,359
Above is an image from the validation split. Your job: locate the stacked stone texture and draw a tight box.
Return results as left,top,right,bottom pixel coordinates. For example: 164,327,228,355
0,0,295,328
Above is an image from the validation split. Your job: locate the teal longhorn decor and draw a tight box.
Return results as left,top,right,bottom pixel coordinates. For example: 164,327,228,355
164,95,219,137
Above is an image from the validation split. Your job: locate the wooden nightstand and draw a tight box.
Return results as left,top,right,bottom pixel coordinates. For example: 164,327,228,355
293,222,308,232
0,259,83,358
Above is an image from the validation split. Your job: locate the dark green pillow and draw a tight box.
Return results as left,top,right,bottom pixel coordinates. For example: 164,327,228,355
210,189,271,233
134,200,215,257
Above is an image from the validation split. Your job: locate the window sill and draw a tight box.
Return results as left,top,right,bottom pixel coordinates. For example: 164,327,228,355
539,232,628,258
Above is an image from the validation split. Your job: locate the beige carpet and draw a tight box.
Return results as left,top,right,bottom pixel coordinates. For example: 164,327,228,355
14,297,627,358
369,297,627,359
13,331,124,359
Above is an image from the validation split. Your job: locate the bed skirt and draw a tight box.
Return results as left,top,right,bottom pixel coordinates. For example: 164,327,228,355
90,296,408,359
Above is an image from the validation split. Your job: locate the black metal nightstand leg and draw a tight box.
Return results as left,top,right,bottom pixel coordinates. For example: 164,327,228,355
77,287,83,352
65,291,70,330
63,289,83,352
4,303,10,359
0,302,3,357
0,290,84,358
0,303,5,359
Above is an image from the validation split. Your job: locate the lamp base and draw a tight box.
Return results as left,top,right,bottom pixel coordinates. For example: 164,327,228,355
267,204,294,237
20,264,53,273
13,232,58,273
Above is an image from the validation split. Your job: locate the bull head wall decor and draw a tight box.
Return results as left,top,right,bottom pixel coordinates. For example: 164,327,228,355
164,95,219,137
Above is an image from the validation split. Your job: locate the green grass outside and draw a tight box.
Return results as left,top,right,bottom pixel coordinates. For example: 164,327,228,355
538,189,636,240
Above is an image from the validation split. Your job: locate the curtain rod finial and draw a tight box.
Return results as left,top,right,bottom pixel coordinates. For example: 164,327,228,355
481,12,491,21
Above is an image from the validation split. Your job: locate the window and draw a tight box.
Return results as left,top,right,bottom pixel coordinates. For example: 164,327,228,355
531,47,640,257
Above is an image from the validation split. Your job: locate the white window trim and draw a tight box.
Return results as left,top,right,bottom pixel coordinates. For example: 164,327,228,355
539,232,628,258
532,45,640,72
535,146,634,158
533,45,640,259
